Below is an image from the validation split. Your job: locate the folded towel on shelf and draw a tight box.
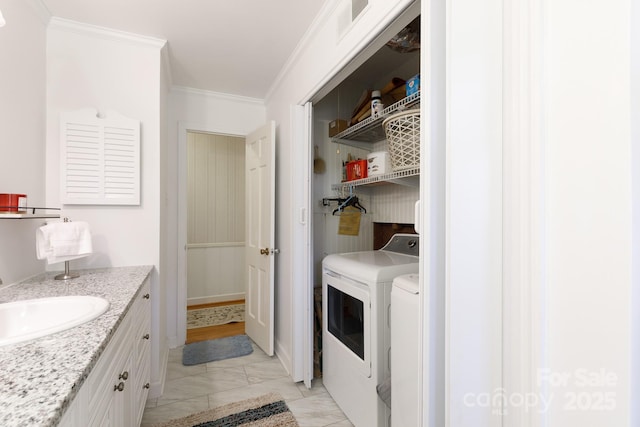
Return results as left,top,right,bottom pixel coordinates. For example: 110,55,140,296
36,221,92,264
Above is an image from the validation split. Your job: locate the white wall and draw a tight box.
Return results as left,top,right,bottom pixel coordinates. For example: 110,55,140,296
543,1,631,424
158,42,171,399
265,0,418,382
632,1,640,425
186,131,245,304
446,0,503,425
0,0,47,285
167,86,265,347
45,18,167,397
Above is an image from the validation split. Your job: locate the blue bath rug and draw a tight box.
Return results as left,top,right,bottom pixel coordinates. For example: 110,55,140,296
183,334,253,366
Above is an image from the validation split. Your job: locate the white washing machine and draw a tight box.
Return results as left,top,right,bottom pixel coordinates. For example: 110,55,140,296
322,234,419,427
391,273,420,427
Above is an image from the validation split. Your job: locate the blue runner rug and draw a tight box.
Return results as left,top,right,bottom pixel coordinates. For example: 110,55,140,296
182,334,253,366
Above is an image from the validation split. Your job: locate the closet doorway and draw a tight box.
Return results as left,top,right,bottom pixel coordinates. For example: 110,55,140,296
185,131,246,342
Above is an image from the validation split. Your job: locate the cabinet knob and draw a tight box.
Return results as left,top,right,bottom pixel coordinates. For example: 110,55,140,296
144,383,150,389
143,293,150,299
119,371,129,381
114,382,125,392
143,333,150,340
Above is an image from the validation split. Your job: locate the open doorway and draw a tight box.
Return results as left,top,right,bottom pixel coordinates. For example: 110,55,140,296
185,130,246,343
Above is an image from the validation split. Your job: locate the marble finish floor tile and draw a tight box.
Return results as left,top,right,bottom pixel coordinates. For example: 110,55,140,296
142,341,352,427
287,392,353,427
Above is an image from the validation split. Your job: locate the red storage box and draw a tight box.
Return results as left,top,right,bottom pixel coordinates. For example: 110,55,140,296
346,160,368,181
0,193,27,212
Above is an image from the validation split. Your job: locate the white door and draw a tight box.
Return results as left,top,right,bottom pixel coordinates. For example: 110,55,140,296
245,121,276,356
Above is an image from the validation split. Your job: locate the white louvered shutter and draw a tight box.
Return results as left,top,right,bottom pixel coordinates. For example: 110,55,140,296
60,109,140,205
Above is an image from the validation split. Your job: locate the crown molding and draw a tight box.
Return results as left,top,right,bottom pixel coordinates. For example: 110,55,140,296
48,17,166,50
26,0,52,26
263,0,340,103
264,0,416,105
161,44,174,89
171,86,265,106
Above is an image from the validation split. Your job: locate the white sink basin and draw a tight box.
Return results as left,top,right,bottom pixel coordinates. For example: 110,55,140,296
0,296,110,346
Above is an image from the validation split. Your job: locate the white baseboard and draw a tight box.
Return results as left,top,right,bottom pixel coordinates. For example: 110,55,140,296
187,292,245,306
167,333,182,349
148,344,169,399
275,339,293,378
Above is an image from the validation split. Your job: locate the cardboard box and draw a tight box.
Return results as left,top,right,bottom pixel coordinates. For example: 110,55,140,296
328,119,348,137
406,74,420,96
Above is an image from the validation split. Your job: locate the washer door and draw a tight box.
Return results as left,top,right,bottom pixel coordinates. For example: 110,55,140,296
323,270,371,378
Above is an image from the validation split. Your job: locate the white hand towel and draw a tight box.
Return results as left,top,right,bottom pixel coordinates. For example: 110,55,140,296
36,221,92,264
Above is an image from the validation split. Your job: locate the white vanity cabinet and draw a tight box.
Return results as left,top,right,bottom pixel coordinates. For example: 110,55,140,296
59,278,151,426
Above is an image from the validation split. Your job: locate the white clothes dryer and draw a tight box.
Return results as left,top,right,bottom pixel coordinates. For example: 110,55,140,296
322,234,419,427
391,273,420,427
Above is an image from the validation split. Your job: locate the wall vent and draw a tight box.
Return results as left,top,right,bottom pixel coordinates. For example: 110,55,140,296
352,0,368,19
337,0,369,39
60,109,140,205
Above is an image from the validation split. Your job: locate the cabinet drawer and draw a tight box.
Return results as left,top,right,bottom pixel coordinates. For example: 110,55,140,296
132,279,151,326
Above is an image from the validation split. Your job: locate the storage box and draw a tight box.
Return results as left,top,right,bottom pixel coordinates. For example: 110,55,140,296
367,151,391,176
328,119,348,137
0,193,27,212
346,159,367,181
383,109,421,171
406,74,420,96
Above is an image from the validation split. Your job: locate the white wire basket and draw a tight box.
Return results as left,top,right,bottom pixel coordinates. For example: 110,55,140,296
382,109,420,171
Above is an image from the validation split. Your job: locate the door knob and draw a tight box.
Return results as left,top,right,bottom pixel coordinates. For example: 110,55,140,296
260,248,269,255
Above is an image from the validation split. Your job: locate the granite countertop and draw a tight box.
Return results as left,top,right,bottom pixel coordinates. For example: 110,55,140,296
0,265,153,427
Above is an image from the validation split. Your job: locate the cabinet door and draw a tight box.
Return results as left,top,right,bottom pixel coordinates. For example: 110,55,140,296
60,279,150,426
111,353,133,426
58,390,85,426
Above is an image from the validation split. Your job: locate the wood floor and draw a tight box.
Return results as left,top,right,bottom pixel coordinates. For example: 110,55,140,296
185,300,245,344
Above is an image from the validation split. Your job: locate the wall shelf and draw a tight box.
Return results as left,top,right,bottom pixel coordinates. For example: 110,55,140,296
331,167,420,192
331,91,420,150
0,207,61,219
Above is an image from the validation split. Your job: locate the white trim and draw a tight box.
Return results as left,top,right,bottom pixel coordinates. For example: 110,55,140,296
187,242,244,249
632,1,640,424
289,103,313,385
171,86,265,106
187,293,246,306
263,0,341,103
147,345,168,399
420,0,447,425
502,0,546,425
48,17,166,49
266,0,418,105
275,339,293,377
161,44,173,89
26,0,52,26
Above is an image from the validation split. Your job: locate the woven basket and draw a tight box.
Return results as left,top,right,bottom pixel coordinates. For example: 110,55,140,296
382,109,420,171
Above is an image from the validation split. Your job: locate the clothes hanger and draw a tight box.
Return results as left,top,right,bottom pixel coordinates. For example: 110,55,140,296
332,195,366,215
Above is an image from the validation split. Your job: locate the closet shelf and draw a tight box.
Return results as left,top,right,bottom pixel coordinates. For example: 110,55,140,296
0,207,61,219
331,167,420,192
331,91,421,149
